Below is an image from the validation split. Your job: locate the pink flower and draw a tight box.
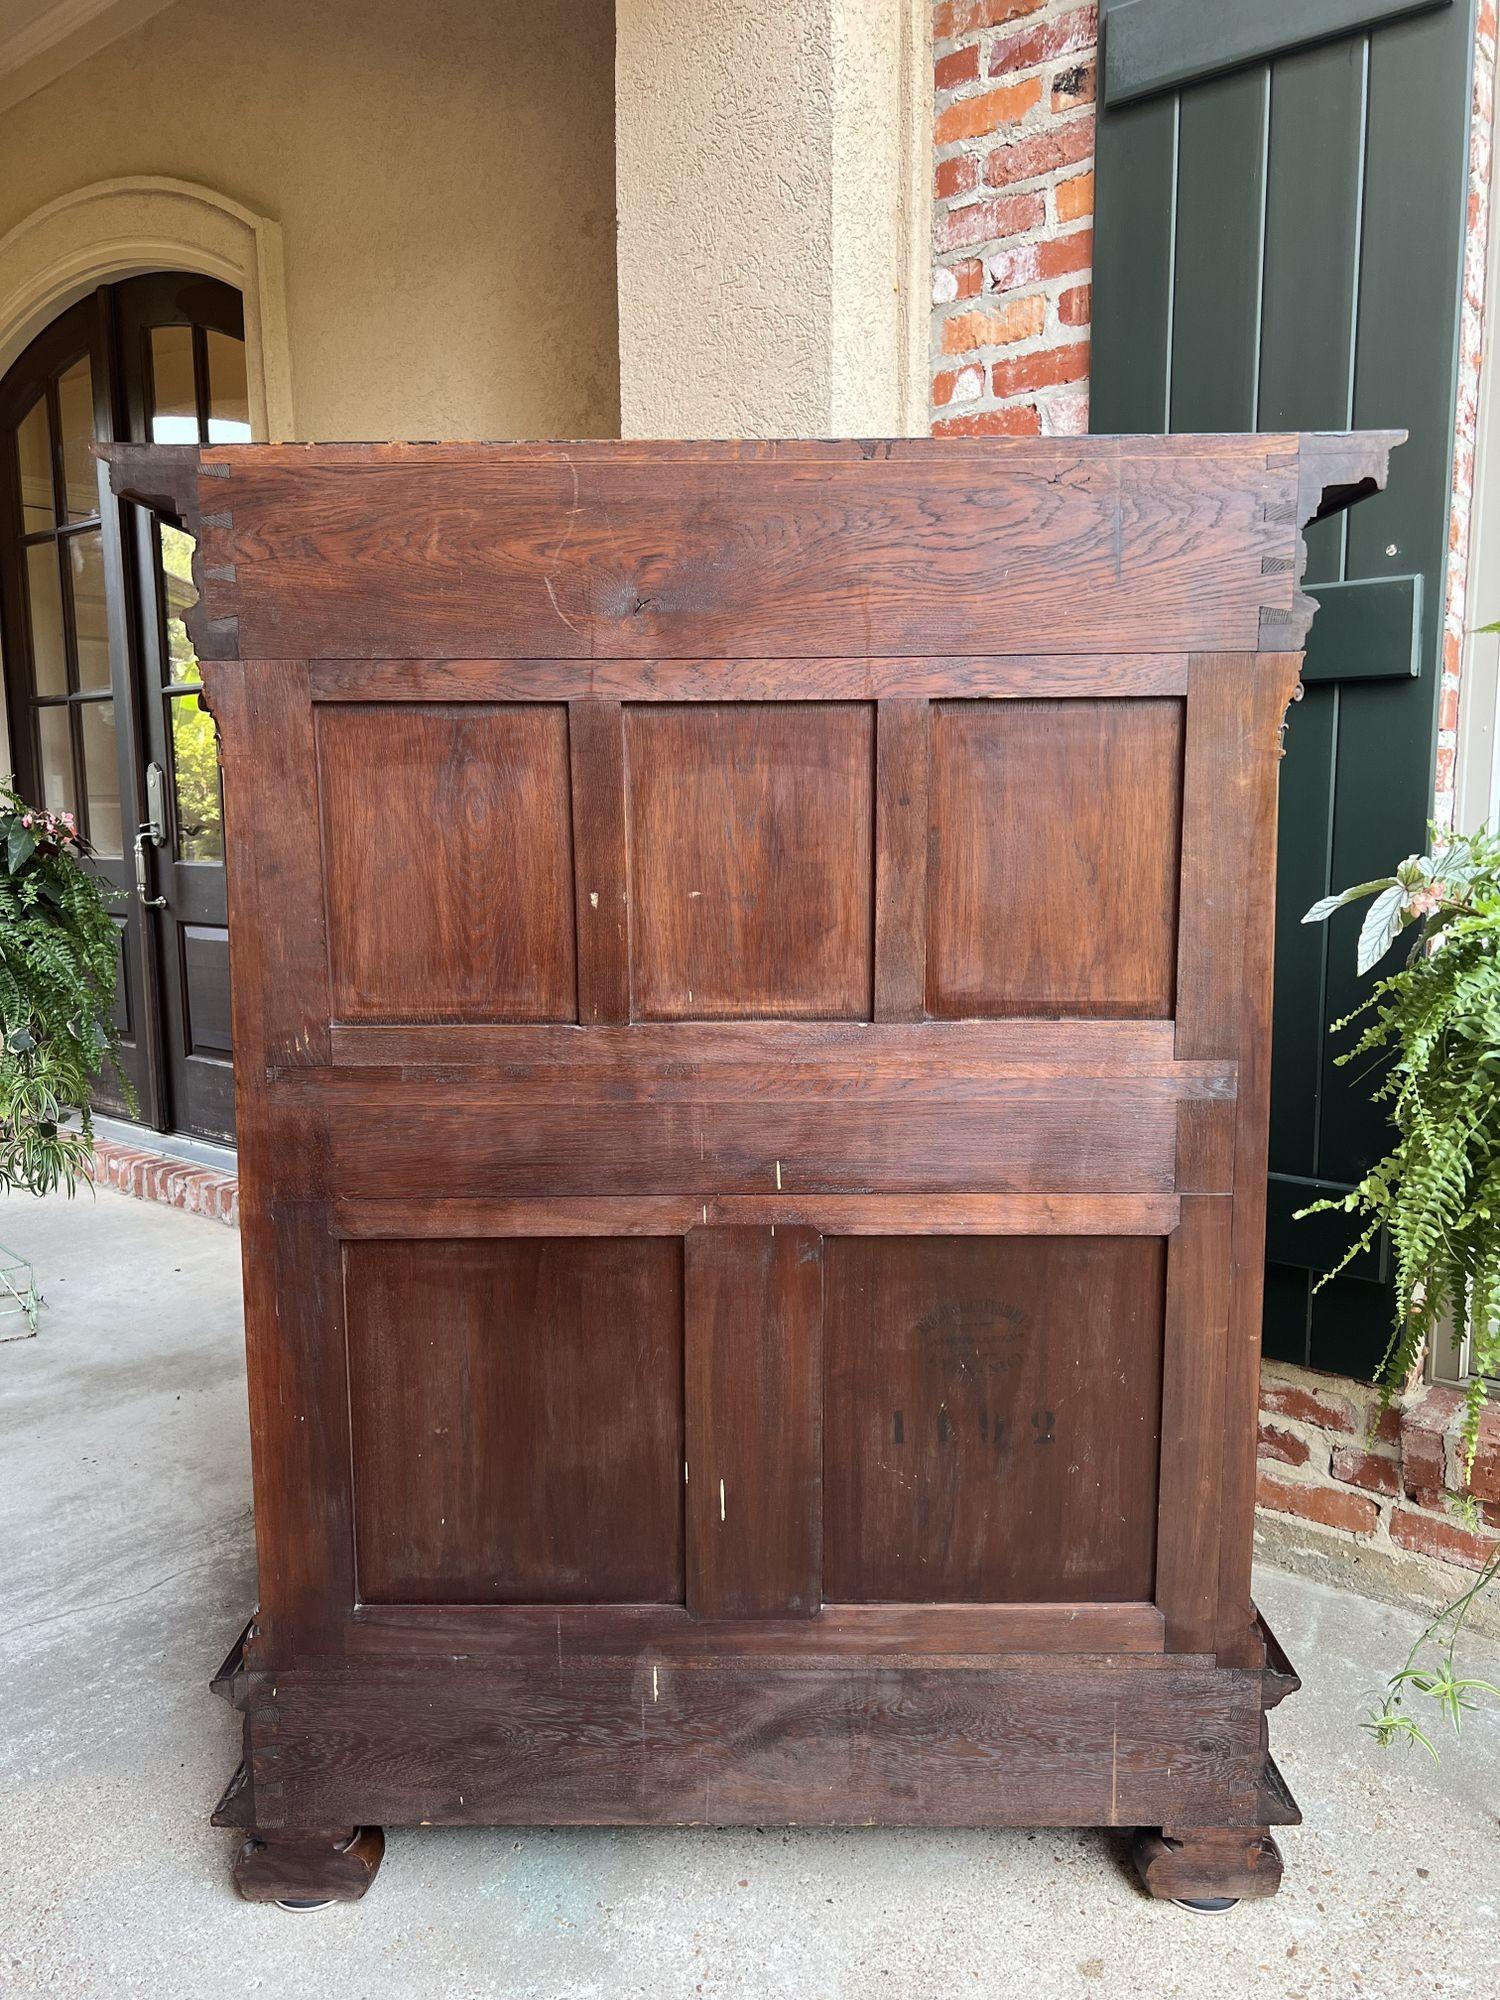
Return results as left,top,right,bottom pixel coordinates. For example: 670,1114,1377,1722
1405,886,1442,917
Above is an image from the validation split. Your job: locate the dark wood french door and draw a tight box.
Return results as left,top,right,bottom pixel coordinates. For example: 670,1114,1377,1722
0,272,249,1143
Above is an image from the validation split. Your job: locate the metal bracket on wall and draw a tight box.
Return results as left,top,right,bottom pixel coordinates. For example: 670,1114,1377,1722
1302,573,1424,684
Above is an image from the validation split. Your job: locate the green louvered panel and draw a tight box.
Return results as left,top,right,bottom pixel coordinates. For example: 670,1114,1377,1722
1093,0,1476,1378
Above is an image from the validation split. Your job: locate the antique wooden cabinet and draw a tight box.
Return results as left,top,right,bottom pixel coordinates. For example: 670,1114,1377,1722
108,433,1395,1909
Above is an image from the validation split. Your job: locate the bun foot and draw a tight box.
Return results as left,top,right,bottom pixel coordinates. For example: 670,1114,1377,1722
1132,1826,1283,1904
231,1825,385,1904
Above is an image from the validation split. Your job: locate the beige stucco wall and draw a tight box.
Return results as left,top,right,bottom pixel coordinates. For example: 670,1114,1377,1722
0,0,620,440
615,0,930,438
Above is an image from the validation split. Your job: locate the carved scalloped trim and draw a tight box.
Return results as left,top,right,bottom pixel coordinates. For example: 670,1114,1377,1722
1274,430,1405,650
97,442,241,660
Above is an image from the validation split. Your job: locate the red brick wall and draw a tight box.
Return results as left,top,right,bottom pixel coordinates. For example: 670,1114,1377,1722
1258,1362,1500,1576
930,1,1096,436
89,1136,238,1227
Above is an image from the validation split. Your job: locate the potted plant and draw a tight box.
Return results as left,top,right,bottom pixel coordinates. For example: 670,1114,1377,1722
0,781,128,1200
1302,826,1500,1752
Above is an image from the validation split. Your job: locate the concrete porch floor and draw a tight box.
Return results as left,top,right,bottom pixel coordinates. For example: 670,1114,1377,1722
1,1184,1497,2000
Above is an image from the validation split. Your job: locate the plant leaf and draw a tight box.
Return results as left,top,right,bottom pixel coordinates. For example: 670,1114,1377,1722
1303,878,1397,924
6,823,36,873
1357,883,1408,975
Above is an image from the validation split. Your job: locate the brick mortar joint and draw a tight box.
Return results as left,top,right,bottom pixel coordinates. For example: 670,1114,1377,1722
1258,1443,1500,1549
87,1136,239,1227
1257,1359,1500,1534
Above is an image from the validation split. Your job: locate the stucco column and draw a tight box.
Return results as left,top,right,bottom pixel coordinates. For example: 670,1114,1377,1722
615,0,931,438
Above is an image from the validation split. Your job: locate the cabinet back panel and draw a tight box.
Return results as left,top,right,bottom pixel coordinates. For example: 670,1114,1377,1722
318,703,577,1023
346,1237,685,1604
823,1234,1166,1602
927,699,1183,1018
625,702,875,1020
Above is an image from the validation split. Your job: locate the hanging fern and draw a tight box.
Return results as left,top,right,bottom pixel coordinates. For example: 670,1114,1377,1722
1300,826,1500,1469
0,781,130,1194
1301,826,1500,1760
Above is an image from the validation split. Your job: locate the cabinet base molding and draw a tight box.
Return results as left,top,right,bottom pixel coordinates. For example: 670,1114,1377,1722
211,1609,1301,1901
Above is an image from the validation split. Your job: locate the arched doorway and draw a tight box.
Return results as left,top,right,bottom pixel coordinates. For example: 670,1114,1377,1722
0,272,249,1143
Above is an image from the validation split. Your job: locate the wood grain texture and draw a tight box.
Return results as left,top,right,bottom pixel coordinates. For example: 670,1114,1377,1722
317,703,576,1023
346,1237,684,1604
1155,1197,1235,1652
206,660,330,1068
873,698,931,1021
230,1827,384,1904
685,1227,823,1618
1132,1826,1285,1903
327,1015,1188,1072
824,1235,1166,1602
316,1094,1181,1198
106,434,1396,664
567,698,630,1024
228,1652,1276,1832
625,702,874,1020
345,1599,1167,1661
288,1055,1229,1110
331,1194,1183,1239
148,437,1400,1877
927,698,1184,1018
306,656,1195,703
1175,655,1304,1663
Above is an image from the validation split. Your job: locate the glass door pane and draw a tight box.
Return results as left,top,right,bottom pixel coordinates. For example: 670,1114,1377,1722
149,325,199,444
15,395,53,533
69,532,111,691
206,331,251,442
36,704,74,815
168,691,222,861
57,355,99,520
80,699,122,857
24,543,66,695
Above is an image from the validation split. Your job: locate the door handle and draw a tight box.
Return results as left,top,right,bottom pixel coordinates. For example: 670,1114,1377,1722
135,760,168,907
134,826,167,908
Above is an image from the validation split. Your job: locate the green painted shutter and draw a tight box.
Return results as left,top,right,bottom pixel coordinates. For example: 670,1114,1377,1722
1092,0,1476,1377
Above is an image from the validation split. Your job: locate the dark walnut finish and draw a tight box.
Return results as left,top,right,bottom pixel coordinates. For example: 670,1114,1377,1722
107,433,1396,1908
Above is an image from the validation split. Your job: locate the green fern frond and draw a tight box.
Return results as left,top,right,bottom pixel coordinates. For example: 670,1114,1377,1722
0,780,132,1195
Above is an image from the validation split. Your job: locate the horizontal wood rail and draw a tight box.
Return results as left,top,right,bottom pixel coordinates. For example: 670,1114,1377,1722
346,1600,1169,1660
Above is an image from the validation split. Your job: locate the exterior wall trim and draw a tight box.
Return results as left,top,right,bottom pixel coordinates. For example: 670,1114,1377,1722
0,175,293,438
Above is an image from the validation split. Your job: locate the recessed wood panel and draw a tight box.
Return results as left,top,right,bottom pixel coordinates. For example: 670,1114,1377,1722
318,703,576,1022
927,699,1183,1018
625,702,874,1019
346,1237,684,1604
823,1235,1166,1602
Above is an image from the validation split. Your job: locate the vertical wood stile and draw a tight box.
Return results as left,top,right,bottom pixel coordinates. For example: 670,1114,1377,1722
247,661,332,1064
205,657,351,1654
568,697,631,1024
684,1226,824,1618
1154,1194,1234,1652
1174,651,1302,1662
873,696,930,1022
